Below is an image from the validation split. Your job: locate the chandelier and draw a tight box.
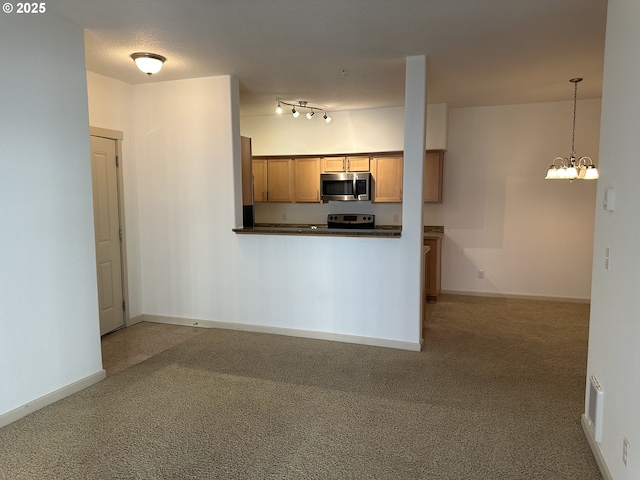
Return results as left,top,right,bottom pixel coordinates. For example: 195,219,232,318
275,99,332,123
545,78,599,180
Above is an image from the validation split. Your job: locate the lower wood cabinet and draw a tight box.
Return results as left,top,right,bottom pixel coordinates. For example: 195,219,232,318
424,150,444,203
424,236,442,302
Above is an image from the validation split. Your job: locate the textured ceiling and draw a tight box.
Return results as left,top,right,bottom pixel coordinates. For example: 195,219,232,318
49,0,607,116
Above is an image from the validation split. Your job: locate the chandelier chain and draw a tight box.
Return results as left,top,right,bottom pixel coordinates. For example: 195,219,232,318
571,80,578,156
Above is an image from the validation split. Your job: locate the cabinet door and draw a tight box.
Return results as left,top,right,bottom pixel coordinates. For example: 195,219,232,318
424,150,443,203
424,237,441,301
241,137,253,205
267,158,294,202
322,156,346,172
347,156,370,172
294,157,321,203
252,159,268,202
372,156,403,203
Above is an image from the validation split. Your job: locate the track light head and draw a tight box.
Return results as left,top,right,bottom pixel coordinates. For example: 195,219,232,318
292,107,299,118
275,101,282,114
323,112,332,124
306,109,315,120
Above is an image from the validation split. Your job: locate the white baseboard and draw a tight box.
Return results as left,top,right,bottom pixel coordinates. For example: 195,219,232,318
142,314,421,352
440,289,590,304
127,314,144,326
581,414,613,480
0,370,106,429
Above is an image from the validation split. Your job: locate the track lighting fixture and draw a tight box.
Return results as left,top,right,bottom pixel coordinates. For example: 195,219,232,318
275,99,332,124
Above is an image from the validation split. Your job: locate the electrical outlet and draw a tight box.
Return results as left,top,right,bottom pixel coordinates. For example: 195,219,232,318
623,437,629,466
477,270,485,279
605,247,611,270
282,212,287,221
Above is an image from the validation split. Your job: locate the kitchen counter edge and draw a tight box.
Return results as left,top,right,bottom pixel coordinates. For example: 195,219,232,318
233,225,401,238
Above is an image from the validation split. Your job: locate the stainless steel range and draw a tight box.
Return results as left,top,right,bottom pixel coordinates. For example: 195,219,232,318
327,214,375,229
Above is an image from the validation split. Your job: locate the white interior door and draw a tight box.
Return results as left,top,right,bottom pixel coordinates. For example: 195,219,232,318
90,135,124,335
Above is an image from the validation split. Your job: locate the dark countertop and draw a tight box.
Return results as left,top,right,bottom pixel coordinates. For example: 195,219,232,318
234,224,444,239
424,226,444,239
233,224,401,238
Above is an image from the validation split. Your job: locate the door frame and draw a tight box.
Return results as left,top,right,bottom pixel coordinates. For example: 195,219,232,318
89,126,130,329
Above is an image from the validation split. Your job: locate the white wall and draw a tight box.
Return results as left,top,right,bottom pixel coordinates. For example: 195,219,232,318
427,100,600,300
131,73,424,349
0,14,103,416
241,103,447,155
402,55,428,342
86,72,142,317
586,0,640,478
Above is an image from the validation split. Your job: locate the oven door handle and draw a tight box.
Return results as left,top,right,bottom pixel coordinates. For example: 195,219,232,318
353,176,357,199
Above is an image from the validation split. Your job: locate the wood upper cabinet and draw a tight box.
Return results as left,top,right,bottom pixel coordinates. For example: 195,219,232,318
322,156,370,172
294,157,321,203
252,159,268,202
267,158,294,202
322,156,346,172
251,157,294,203
371,155,403,203
346,156,370,172
424,150,444,203
241,137,253,205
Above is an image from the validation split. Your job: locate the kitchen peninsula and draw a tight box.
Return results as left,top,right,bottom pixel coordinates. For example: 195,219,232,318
233,224,401,238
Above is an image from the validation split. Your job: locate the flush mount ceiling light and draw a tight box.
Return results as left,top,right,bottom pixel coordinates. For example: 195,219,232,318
130,52,166,76
545,78,599,180
275,99,331,124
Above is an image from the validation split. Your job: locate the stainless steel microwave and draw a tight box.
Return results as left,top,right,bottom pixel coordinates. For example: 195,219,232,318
320,172,371,201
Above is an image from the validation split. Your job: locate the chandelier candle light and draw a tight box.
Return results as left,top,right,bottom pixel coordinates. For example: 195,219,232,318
545,78,599,180
276,99,331,123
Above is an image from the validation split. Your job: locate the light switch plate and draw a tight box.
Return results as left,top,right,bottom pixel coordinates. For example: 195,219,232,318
604,188,616,211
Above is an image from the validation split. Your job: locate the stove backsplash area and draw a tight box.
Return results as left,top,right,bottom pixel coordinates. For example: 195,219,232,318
254,202,402,226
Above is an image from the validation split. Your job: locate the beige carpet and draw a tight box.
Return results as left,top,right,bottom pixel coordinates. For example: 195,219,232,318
0,295,601,479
